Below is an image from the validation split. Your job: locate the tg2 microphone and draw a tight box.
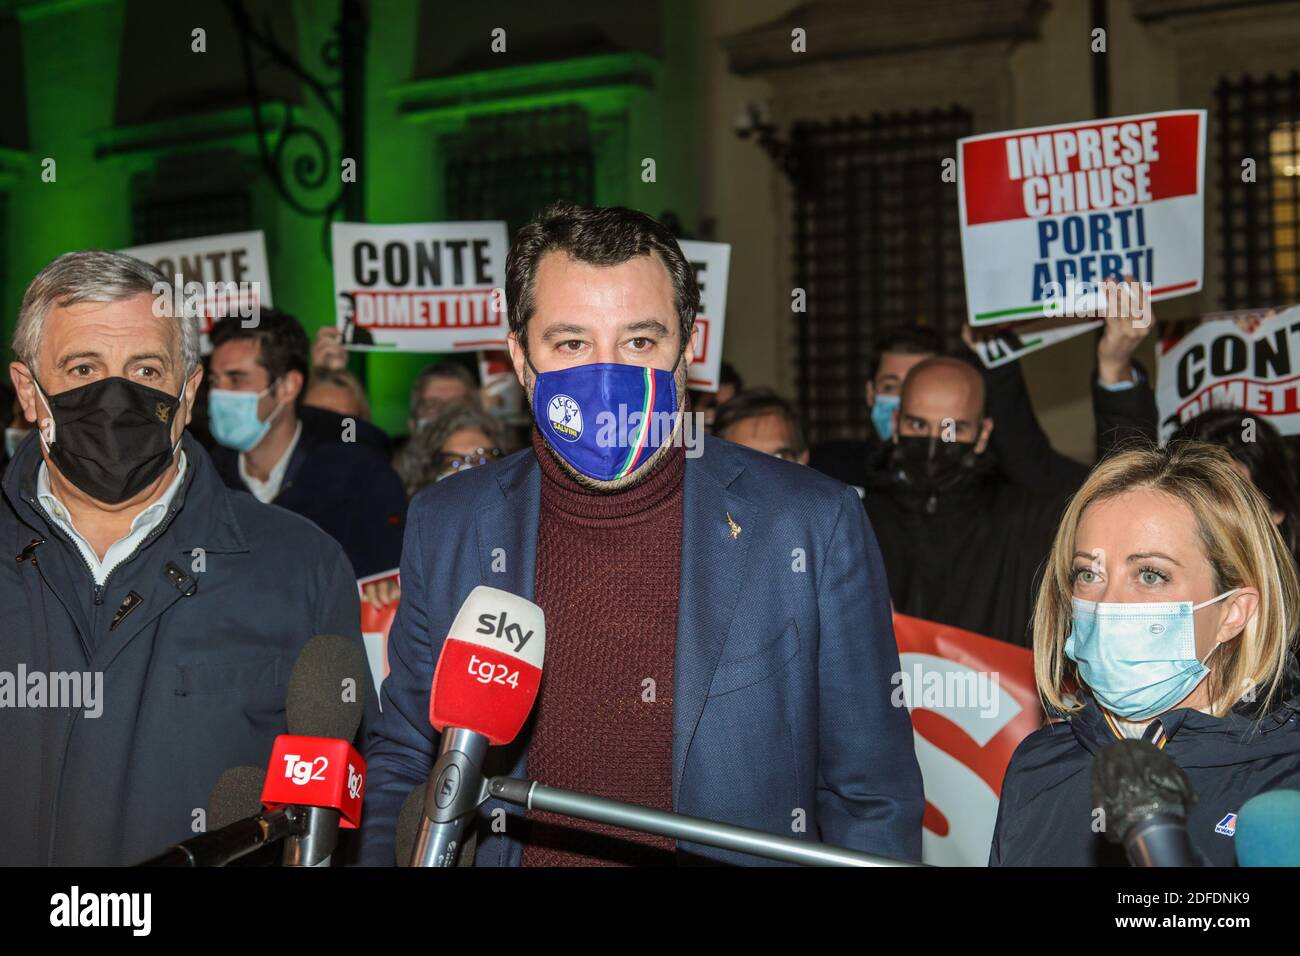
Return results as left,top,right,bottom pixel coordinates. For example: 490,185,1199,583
134,635,371,867
262,633,372,867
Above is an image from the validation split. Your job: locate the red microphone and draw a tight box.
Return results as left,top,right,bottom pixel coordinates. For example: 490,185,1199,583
265,633,372,867
429,588,545,745
261,736,366,828
410,586,546,866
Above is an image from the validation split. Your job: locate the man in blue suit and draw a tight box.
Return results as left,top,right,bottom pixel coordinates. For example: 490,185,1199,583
358,203,923,866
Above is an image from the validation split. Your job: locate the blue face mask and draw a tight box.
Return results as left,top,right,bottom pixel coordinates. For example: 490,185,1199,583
208,382,283,452
1065,590,1238,720
871,393,900,441
531,360,679,482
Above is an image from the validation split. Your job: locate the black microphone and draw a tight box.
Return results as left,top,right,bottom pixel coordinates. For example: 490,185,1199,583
277,633,373,867
137,767,300,867
1093,738,1200,866
208,766,268,830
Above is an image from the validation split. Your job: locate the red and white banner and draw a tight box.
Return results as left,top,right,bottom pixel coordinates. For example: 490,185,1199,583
358,568,400,707
122,230,272,352
680,240,730,392
892,613,1044,866
1156,303,1300,441
958,110,1205,327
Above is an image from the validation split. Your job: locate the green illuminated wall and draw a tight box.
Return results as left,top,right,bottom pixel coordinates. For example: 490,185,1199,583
4,0,702,438
6,0,131,345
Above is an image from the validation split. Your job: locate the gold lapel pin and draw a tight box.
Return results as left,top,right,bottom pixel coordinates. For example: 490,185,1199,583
726,512,741,540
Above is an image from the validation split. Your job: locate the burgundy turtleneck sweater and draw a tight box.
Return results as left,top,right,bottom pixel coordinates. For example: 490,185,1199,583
519,426,685,866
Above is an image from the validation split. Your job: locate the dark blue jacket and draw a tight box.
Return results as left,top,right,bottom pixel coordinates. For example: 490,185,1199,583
990,664,1300,866
0,431,372,865
358,436,924,866
210,406,406,578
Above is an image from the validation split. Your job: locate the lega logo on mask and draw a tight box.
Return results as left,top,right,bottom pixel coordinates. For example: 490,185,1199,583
547,394,583,442
155,402,171,424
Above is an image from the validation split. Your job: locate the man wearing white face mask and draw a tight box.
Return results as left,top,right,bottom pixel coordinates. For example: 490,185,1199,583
991,441,1300,866
0,250,375,865
206,308,407,579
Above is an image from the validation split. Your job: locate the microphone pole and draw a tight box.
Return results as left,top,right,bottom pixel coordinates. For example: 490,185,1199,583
406,585,547,867
487,777,919,867
409,727,489,867
281,806,340,867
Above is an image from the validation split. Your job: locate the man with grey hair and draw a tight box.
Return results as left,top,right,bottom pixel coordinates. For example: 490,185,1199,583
1,249,375,865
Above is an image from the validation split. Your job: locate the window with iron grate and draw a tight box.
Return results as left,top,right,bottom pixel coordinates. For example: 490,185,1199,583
1215,72,1300,311
790,107,971,446
443,105,596,239
130,152,253,246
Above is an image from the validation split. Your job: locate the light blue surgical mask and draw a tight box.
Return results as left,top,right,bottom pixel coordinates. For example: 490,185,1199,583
1065,590,1239,720
871,393,900,441
208,382,283,452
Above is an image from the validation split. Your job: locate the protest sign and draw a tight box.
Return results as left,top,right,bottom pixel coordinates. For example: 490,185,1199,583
971,317,1102,369
358,568,400,707
892,613,1043,866
681,240,730,392
477,350,525,417
958,110,1205,326
331,221,510,353
122,230,272,350
1156,303,1300,441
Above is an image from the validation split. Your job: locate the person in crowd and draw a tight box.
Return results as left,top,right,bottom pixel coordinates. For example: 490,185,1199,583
865,277,1166,647
393,402,510,500
810,326,938,489
1170,408,1300,566
987,273,1160,483
1077,276,1161,464
406,360,482,432
991,442,1300,866
812,276,1157,498
304,367,371,422
359,202,922,867
713,387,809,465
689,360,743,432
0,250,374,865
362,404,513,610
206,308,406,578
864,355,1068,647
314,323,481,430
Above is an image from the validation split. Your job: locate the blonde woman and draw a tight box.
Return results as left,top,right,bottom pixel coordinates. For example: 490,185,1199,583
990,441,1300,866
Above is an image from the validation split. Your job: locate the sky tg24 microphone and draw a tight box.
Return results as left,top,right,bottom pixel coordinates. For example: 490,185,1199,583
409,586,546,866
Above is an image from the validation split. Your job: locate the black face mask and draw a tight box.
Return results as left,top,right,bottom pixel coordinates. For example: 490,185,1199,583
35,376,184,504
892,434,980,499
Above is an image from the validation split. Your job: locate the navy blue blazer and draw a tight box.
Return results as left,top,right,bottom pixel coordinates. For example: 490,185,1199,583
358,436,923,865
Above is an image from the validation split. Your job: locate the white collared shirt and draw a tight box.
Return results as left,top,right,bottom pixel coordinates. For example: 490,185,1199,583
238,421,302,503
37,451,189,587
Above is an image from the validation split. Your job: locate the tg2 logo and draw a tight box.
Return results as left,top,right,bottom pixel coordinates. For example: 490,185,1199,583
347,763,363,800
283,753,327,786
